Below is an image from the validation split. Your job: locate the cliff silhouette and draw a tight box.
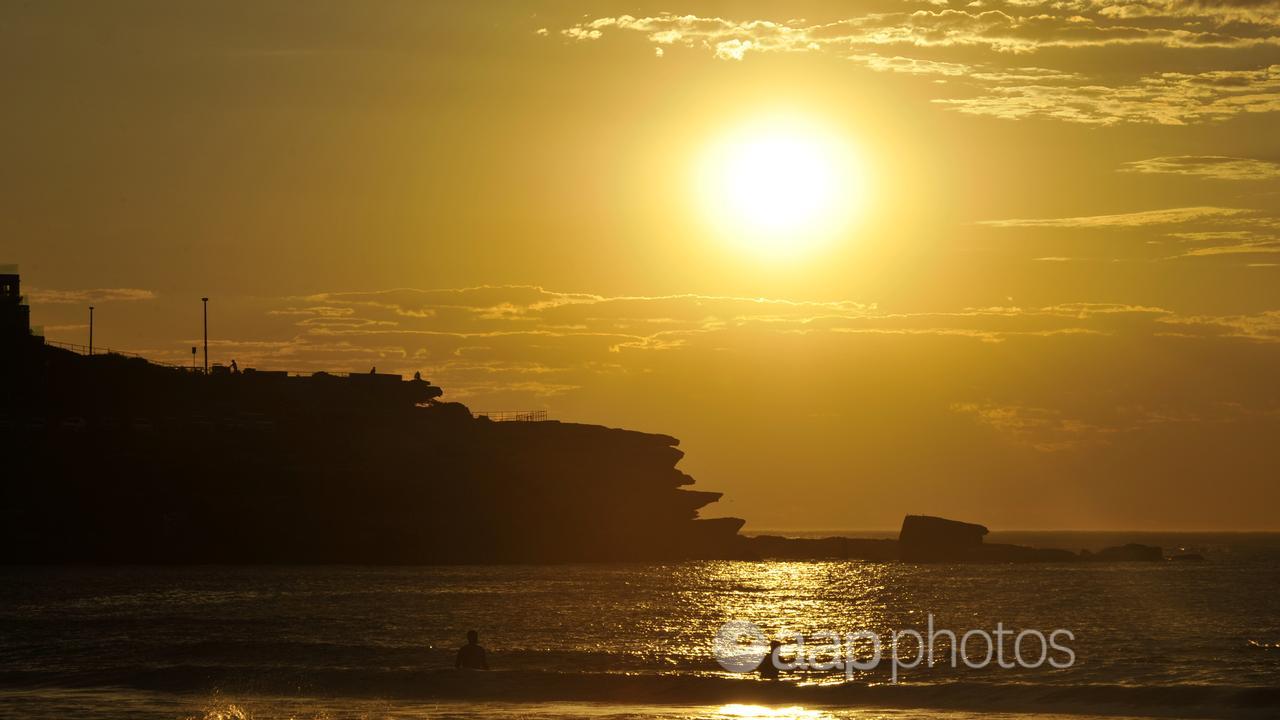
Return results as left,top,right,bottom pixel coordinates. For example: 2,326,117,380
0,343,746,563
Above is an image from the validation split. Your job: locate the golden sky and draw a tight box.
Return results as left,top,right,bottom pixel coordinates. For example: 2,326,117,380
4,1,1278,530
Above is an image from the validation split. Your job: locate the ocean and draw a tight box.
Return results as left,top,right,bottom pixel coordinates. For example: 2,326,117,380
2,533,1278,719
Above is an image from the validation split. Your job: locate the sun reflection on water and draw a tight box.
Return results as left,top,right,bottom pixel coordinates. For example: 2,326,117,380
651,560,901,684
690,561,891,655
714,704,830,718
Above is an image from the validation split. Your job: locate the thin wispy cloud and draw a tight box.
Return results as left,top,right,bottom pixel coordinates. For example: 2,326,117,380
949,396,1269,453
27,288,157,304
849,54,973,76
951,402,1118,452
1120,156,1280,181
936,66,1280,125
1175,241,1280,257
984,203,1280,262
1157,309,1280,342
979,206,1254,228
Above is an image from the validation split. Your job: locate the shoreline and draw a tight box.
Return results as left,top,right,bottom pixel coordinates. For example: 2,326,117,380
4,673,1279,720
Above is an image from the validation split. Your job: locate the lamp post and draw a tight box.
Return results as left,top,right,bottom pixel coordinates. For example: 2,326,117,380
88,306,94,356
201,297,209,373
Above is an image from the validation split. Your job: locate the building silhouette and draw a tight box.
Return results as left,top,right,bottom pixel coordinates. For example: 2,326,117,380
0,266,32,343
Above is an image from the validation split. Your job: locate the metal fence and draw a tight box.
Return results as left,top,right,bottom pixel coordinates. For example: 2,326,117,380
43,340,368,376
42,340,445,385
472,410,549,422
44,339,193,370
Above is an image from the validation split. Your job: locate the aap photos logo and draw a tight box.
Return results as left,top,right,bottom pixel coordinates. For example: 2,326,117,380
712,617,1076,683
713,620,771,673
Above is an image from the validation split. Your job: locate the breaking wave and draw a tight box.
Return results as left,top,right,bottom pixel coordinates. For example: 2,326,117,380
5,667,1279,719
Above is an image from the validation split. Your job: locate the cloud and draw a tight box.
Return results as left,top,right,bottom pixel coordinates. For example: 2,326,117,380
1168,229,1269,242
1157,310,1280,342
558,11,1280,56
1175,240,1280,257
27,288,157,304
984,203,1280,262
935,66,1280,125
969,67,1082,82
1091,0,1280,25
950,395,1272,452
1119,156,1280,180
951,402,1118,451
979,206,1254,227
849,53,973,76
299,286,879,327
554,11,1280,124
984,203,1280,263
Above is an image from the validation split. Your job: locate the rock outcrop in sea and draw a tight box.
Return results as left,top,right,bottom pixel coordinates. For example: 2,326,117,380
748,515,1164,563
898,514,991,562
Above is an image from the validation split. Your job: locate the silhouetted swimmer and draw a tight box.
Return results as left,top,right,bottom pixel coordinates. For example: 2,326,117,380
758,640,783,680
230,359,239,374
455,630,489,670
369,366,377,374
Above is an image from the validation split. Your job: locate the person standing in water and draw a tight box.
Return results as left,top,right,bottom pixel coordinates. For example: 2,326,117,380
758,640,783,680
455,630,489,670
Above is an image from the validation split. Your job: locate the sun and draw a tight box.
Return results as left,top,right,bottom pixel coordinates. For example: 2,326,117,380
696,115,865,258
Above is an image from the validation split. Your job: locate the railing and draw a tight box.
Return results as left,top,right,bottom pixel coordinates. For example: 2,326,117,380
472,410,548,422
214,368,355,378
43,340,414,381
44,339,193,370
280,370,353,378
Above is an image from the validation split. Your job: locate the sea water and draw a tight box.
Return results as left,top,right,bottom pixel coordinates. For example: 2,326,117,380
1,532,1278,719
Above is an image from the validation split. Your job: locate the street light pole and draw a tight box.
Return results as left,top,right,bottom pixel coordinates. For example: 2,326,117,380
201,297,209,373
88,306,94,356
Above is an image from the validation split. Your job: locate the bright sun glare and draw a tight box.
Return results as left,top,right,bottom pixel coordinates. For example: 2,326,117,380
697,116,865,258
